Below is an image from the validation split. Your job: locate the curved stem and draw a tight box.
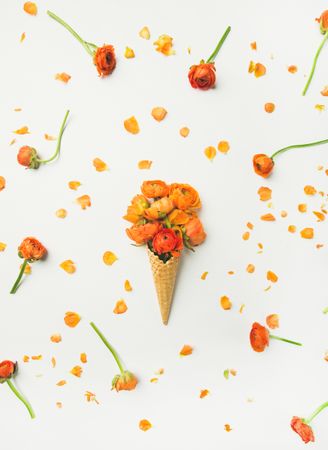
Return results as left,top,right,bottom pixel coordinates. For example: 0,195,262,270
302,31,328,96
47,11,95,57
6,379,35,419
206,26,231,63
270,138,328,160
36,110,70,164
90,322,124,374
270,334,302,346
10,259,28,294
305,401,328,424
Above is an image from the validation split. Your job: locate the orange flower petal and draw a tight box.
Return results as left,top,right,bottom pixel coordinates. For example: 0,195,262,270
13,126,29,134
31,355,42,361
246,264,255,273
44,133,56,141
257,186,272,201
242,231,250,240
280,210,288,218
267,270,278,283
80,353,87,364
151,107,167,122
264,102,275,113
56,380,67,387
139,419,152,431
103,251,118,266
321,86,328,96
138,160,152,169
204,146,216,161
304,185,316,195
247,222,254,230
55,73,71,83
224,424,232,432
218,140,230,154
124,47,135,58
23,2,37,15
124,280,132,291
288,225,296,233
250,41,257,50
313,211,325,221
0,176,6,192
180,127,190,137
50,334,62,343
76,195,91,210
220,295,232,310
139,26,150,40
266,314,279,329
93,158,108,172
113,299,128,314
0,242,7,252
288,65,298,73
124,116,140,134
70,366,83,377
300,227,314,239
180,345,193,356
23,355,29,363
315,104,325,112
298,203,307,213
153,34,175,56
68,181,81,190
260,213,276,221
60,260,76,274
20,32,26,43
56,208,67,219
51,357,56,368
200,389,209,398
64,312,81,328
201,271,208,280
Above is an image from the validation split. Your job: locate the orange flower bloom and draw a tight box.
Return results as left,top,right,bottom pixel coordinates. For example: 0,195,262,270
152,229,183,256
291,417,315,443
18,237,46,261
249,322,270,352
126,222,161,244
316,10,328,33
253,154,274,177
184,217,206,246
169,184,201,210
17,146,40,169
141,180,169,198
168,209,191,225
123,195,150,223
112,371,138,392
144,197,174,220
93,45,116,76
0,360,16,380
188,63,216,90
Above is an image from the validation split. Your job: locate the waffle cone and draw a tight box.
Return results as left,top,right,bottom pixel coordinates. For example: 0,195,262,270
147,248,180,325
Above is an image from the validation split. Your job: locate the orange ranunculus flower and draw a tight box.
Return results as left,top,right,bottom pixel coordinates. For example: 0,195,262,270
169,184,201,210
188,63,216,90
112,371,138,392
18,237,47,261
144,197,174,220
152,229,183,256
126,222,161,244
0,360,16,382
316,10,328,33
184,217,207,246
123,195,150,223
291,417,315,443
17,146,40,169
249,322,270,352
253,154,274,178
141,180,169,198
168,209,191,225
93,45,116,77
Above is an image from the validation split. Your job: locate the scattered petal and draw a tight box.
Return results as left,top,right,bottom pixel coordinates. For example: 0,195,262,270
266,314,279,329
9,139,16,146
298,203,307,213
313,211,325,221
224,424,232,432
0,176,6,192
68,181,81,190
80,353,87,364
180,345,193,356
139,27,150,40
257,186,272,201
76,195,91,209
249,61,266,77
56,380,67,387
31,355,42,360
60,260,76,274
246,264,255,273
64,311,81,328
179,127,190,138
55,73,71,83
124,47,135,58
138,160,152,169
113,299,128,314
23,355,29,363
288,65,298,73
103,251,118,266
264,103,275,113
280,210,288,218
93,158,108,172
304,185,316,196
315,104,325,112
0,242,7,252
220,295,232,310
13,126,29,134
321,86,328,96
139,419,152,432
218,140,230,154
204,146,216,161
44,133,56,141
201,271,208,280
23,2,37,15
247,222,254,230
20,32,26,43
200,389,209,398
242,231,250,240
288,225,296,233
51,357,56,368
56,402,62,408
70,366,83,377
124,280,132,291
150,377,158,383
56,208,67,219
300,227,314,239
260,213,276,221
153,35,175,56
250,41,257,50
124,116,140,134
85,391,99,403
151,107,167,121
50,334,62,343
267,270,278,282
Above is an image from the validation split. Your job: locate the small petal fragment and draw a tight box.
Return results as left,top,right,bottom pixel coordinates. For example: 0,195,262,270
64,312,81,328
68,181,81,190
56,209,67,219
0,242,7,252
70,366,83,377
204,146,216,161
260,213,276,221
180,127,190,137
80,353,87,364
300,228,314,239
139,419,152,431
180,345,193,356
60,260,76,274
55,73,71,83
50,334,62,343
138,160,152,169
93,158,108,172
124,280,132,291
13,126,29,135
124,47,135,58
218,141,230,154
220,295,232,310
267,270,278,283
201,271,208,280
200,389,209,398
124,116,140,134
151,107,167,121
103,251,118,266
139,27,150,40
266,314,279,329
288,65,298,73
264,103,275,113
76,195,91,209
113,299,128,314
304,185,316,196
0,176,6,192
257,186,272,201
23,2,37,15
154,35,175,56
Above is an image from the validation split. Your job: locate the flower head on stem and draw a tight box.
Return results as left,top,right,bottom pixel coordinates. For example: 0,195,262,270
250,322,302,352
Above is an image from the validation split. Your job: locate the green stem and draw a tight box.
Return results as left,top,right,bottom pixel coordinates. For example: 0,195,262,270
270,334,302,346
47,11,96,57
7,379,35,419
36,110,70,164
164,217,171,228
90,322,124,374
270,138,328,160
10,259,28,294
305,401,328,424
206,26,231,63
302,31,328,96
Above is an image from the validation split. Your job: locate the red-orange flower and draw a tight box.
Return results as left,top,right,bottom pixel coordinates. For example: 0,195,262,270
94,45,116,76
184,217,206,246
18,237,47,261
112,371,138,392
188,63,216,90
141,180,169,198
316,10,328,33
253,154,274,178
249,322,270,352
0,360,16,381
169,184,201,210
152,229,183,256
17,146,40,169
126,222,161,244
291,417,315,443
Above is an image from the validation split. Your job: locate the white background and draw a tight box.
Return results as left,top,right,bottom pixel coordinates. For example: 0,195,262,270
1,0,328,448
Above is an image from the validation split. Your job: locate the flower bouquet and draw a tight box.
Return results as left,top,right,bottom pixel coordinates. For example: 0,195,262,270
124,181,206,325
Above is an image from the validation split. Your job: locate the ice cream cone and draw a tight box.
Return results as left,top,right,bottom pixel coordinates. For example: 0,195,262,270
147,248,180,325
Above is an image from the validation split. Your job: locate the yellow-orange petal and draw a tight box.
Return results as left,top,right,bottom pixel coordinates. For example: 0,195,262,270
242,231,250,240
180,345,193,356
264,102,275,113
179,127,190,137
200,389,209,398
124,47,135,58
44,134,56,141
13,126,29,134
260,213,276,221
246,264,255,273
23,2,37,15
68,181,81,190
254,63,266,77
23,262,31,274
64,311,81,328
124,280,132,291
321,86,328,96
23,355,30,363
0,176,5,192
50,334,62,343
20,32,26,43
313,211,325,221
204,146,216,161
103,251,118,266
113,299,128,314
139,419,152,431
56,208,67,218
201,271,208,280
304,185,316,195
315,104,325,112
153,34,175,56
151,107,167,122
288,65,298,73
257,186,272,201
248,61,255,73
250,41,257,50
55,73,71,83
80,353,87,364
288,225,296,233
70,365,82,377
0,242,7,252
224,424,232,432
51,357,56,368
93,158,108,172
60,260,76,274
124,116,140,134
139,26,150,40
76,195,91,210
266,314,279,329
300,227,314,239
56,380,67,386
220,295,232,310
247,222,254,230
298,203,307,213
267,270,278,283
218,140,230,154
138,160,152,169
